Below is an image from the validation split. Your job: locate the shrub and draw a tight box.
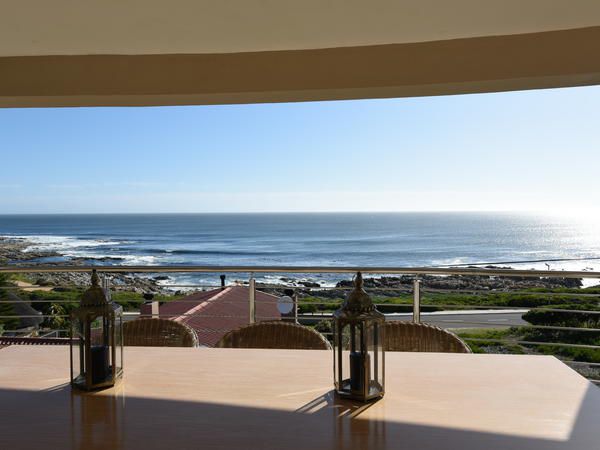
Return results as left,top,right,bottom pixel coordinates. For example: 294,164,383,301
523,308,600,329
0,274,20,331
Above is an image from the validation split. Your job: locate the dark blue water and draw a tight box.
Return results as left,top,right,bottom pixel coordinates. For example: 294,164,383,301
0,213,598,285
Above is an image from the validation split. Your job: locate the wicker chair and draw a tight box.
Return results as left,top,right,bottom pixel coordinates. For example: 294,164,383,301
123,318,199,347
216,321,331,350
384,321,471,353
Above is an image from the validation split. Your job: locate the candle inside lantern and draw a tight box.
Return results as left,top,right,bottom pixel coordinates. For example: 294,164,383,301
90,345,109,384
350,351,370,392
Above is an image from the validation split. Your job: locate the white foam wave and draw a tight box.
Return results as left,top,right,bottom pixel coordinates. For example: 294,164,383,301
2,234,154,265
431,257,473,267
6,234,124,253
432,255,599,287
60,250,158,265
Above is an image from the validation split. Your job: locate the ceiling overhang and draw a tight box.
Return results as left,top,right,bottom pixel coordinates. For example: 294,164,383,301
2,1,600,107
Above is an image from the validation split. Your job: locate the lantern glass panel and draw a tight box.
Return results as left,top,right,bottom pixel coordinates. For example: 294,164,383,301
114,312,123,374
88,314,109,385
348,323,368,393
70,317,83,382
367,322,376,390
333,321,340,388
365,321,384,394
334,321,352,391
375,322,384,389
90,315,107,346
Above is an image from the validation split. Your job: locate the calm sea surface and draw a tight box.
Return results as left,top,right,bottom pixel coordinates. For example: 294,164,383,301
0,213,598,285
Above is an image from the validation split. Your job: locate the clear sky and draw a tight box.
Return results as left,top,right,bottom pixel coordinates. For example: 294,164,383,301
0,85,599,214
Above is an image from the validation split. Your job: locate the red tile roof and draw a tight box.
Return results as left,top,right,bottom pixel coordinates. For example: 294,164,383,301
145,287,281,347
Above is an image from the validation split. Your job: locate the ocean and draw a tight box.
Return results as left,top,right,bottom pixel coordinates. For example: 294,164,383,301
0,212,598,286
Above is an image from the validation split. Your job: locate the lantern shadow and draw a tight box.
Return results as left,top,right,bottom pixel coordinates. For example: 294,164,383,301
40,381,70,393
295,389,381,419
0,383,599,449
295,390,387,449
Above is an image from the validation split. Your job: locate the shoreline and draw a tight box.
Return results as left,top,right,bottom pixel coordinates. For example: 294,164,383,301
0,237,165,293
1,236,595,295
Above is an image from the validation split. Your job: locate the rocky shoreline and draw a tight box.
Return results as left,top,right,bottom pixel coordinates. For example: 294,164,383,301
0,237,164,293
0,237,587,296
330,270,581,296
0,237,60,263
269,269,584,299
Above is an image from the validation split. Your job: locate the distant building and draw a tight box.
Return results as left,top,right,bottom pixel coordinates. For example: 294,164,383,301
140,286,280,347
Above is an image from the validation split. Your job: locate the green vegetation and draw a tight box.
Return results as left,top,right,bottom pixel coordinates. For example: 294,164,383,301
299,287,600,314
0,273,20,330
523,307,600,329
457,326,600,380
520,305,600,363
456,328,526,354
421,288,600,311
112,291,183,310
17,286,182,330
6,273,33,283
298,294,415,314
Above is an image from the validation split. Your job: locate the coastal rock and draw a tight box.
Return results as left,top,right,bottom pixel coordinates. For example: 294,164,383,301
298,281,321,288
334,273,582,295
0,237,60,261
0,237,585,298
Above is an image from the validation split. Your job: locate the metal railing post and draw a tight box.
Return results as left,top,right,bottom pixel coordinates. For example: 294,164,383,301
249,273,256,324
151,301,159,318
293,289,299,325
413,278,421,323
101,272,110,299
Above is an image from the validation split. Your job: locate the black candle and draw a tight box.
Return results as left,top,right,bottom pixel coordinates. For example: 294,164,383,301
350,351,371,392
90,345,109,384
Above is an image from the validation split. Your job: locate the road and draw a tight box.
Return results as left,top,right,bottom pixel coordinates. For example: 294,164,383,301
385,309,529,329
300,309,529,330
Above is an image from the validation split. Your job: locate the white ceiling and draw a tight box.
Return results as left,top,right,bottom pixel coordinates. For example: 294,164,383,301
2,0,600,57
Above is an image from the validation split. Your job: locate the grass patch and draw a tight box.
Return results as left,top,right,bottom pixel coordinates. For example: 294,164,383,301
456,328,526,355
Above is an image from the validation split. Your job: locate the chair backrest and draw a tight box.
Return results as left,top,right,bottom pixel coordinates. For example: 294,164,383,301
123,318,199,347
384,321,471,353
215,321,331,350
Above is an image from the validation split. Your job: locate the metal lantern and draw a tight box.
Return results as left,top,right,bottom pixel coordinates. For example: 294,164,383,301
333,272,385,402
70,270,123,391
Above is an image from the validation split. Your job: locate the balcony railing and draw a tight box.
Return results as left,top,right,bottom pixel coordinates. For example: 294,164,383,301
1,265,599,384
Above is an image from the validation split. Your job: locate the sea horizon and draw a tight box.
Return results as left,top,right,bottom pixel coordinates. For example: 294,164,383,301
0,210,583,215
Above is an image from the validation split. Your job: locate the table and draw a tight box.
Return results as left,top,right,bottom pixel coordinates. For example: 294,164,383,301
0,346,598,449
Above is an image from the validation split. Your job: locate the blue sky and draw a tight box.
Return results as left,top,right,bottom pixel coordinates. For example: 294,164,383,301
0,86,599,214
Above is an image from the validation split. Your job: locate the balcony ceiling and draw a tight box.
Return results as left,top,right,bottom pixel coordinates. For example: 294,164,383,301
1,0,600,107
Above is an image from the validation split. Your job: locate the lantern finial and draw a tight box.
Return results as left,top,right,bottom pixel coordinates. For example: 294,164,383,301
355,271,364,289
81,269,109,307
341,271,375,314
91,269,100,287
